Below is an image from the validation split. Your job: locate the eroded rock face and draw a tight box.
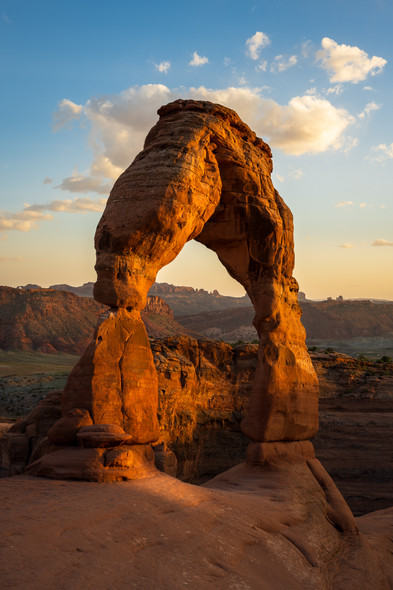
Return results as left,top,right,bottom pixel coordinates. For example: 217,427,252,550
28,99,319,480
90,99,318,444
63,308,159,444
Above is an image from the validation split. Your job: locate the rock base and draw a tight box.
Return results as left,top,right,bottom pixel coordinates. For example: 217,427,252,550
246,440,315,465
246,440,358,534
26,444,158,482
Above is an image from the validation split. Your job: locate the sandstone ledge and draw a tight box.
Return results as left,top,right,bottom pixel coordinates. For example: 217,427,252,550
0,463,392,589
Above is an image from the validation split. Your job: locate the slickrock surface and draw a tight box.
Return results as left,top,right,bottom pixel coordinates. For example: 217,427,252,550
1,463,392,590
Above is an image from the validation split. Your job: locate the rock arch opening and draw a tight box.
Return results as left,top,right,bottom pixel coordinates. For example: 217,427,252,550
28,99,319,481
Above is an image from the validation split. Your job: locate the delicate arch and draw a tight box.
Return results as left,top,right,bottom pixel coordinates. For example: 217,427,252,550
65,99,318,443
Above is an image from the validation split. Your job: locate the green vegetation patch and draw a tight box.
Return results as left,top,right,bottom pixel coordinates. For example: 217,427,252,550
0,351,79,377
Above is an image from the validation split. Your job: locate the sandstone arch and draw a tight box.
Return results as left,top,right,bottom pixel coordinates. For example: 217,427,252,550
61,99,318,451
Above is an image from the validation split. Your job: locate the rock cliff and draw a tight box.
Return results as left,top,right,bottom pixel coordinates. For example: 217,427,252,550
0,286,191,353
3,338,392,515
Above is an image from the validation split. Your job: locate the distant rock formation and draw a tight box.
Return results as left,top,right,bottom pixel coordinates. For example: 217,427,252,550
49,282,95,298
0,286,191,353
143,294,174,317
0,286,103,354
176,299,393,343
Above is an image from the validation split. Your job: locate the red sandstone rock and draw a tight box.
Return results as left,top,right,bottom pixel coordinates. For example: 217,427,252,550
246,440,316,466
76,424,134,448
27,444,157,482
62,308,160,444
47,408,93,446
91,99,318,444
25,99,318,480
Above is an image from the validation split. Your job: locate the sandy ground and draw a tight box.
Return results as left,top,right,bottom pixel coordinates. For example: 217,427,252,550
1,463,393,590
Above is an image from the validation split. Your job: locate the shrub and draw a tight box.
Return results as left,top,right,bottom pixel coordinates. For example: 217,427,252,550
358,354,369,362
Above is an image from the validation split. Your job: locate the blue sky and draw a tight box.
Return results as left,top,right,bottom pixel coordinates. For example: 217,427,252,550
1,0,393,299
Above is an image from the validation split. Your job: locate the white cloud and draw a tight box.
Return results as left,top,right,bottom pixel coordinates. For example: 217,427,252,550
0,209,53,232
189,52,208,67
363,86,373,91
255,61,268,72
270,55,297,73
248,93,354,155
275,174,284,182
0,197,107,232
155,61,170,74
52,83,355,197
335,200,372,208
326,84,343,96
224,57,231,66
79,84,172,179
0,256,22,263
26,197,107,213
301,40,313,59
316,37,387,83
358,101,381,119
369,143,393,162
343,137,359,153
372,238,393,246
52,99,83,130
335,201,354,207
56,171,111,195
339,243,354,248
290,169,303,179
43,177,52,185
246,31,270,60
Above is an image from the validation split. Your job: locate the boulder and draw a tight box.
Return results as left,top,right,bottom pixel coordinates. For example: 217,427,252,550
47,408,93,446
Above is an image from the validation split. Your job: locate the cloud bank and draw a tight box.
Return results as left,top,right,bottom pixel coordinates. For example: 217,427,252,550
52,84,355,194
0,197,107,232
372,239,393,247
